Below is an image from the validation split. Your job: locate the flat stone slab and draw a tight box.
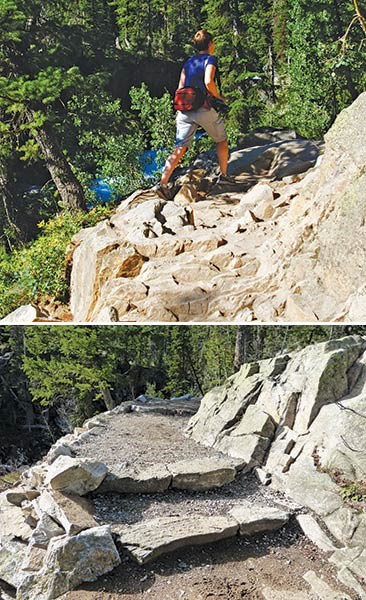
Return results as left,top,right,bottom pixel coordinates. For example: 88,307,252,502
168,458,237,491
115,515,239,564
98,464,172,494
297,514,337,553
229,504,290,536
38,489,98,535
303,570,352,600
98,458,238,495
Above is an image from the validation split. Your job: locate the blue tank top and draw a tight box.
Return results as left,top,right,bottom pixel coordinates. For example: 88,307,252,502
183,54,218,93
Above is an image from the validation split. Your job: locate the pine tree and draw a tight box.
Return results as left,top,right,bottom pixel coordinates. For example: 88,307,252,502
0,0,107,211
268,0,365,137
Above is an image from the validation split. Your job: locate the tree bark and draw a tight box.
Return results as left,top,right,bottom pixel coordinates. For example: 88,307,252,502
234,326,253,371
26,110,86,212
102,387,115,410
0,170,22,249
354,0,366,35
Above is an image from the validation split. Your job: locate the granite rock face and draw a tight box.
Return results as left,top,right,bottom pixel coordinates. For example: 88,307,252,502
186,335,366,596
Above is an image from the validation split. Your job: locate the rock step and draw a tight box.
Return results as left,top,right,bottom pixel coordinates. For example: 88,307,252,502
114,505,290,564
262,588,314,600
303,571,352,600
296,514,337,553
98,457,242,494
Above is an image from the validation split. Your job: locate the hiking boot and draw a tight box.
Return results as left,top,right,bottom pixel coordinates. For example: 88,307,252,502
153,183,174,201
216,173,238,185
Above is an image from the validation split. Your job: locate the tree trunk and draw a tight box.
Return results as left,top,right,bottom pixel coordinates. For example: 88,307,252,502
102,387,115,410
354,0,366,35
26,110,86,211
0,170,22,249
234,326,253,371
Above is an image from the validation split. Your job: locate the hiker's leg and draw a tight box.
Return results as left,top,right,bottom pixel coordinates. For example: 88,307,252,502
160,111,197,186
194,108,228,174
216,139,229,176
161,146,188,186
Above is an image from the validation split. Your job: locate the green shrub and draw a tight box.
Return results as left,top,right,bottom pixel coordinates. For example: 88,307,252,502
340,481,366,505
0,206,113,318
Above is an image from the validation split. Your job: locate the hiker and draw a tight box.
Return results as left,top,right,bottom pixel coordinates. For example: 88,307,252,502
155,29,235,201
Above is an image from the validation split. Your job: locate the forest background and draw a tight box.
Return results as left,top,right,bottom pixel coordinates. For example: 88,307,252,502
0,324,366,471
0,0,365,317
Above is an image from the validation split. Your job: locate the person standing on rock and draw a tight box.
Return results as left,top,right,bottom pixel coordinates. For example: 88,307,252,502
155,29,236,201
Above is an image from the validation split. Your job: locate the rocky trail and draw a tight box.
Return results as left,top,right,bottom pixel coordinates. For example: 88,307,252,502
0,411,354,600
4,93,366,324
65,413,352,600
1,337,366,599
3,93,366,324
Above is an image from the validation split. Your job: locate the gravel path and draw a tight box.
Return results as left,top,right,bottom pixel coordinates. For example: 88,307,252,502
78,412,301,527
92,472,299,526
74,413,227,470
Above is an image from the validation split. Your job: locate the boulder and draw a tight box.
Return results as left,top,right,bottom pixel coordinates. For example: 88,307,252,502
38,489,98,535
29,511,65,548
0,305,38,324
44,456,107,495
21,545,47,572
6,487,31,507
17,526,121,600
303,570,352,600
46,443,74,465
21,464,48,489
0,493,34,544
296,514,337,553
0,540,28,588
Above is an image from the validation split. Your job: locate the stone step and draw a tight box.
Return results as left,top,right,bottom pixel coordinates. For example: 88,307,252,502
296,514,337,553
114,504,291,564
262,588,314,600
303,571,352,600
98,457,238,494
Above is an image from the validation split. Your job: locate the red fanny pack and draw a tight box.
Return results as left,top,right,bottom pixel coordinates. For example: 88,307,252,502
173,87,206,111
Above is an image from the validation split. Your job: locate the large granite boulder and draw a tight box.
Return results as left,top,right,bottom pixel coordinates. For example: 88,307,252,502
17,526,121,600
44,456,107,495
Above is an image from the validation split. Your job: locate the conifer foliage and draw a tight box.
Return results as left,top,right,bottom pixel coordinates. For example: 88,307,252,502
0,325,364,435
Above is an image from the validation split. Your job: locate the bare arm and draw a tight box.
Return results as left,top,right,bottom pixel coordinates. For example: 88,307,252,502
177,68,186,90
204,64,224,100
